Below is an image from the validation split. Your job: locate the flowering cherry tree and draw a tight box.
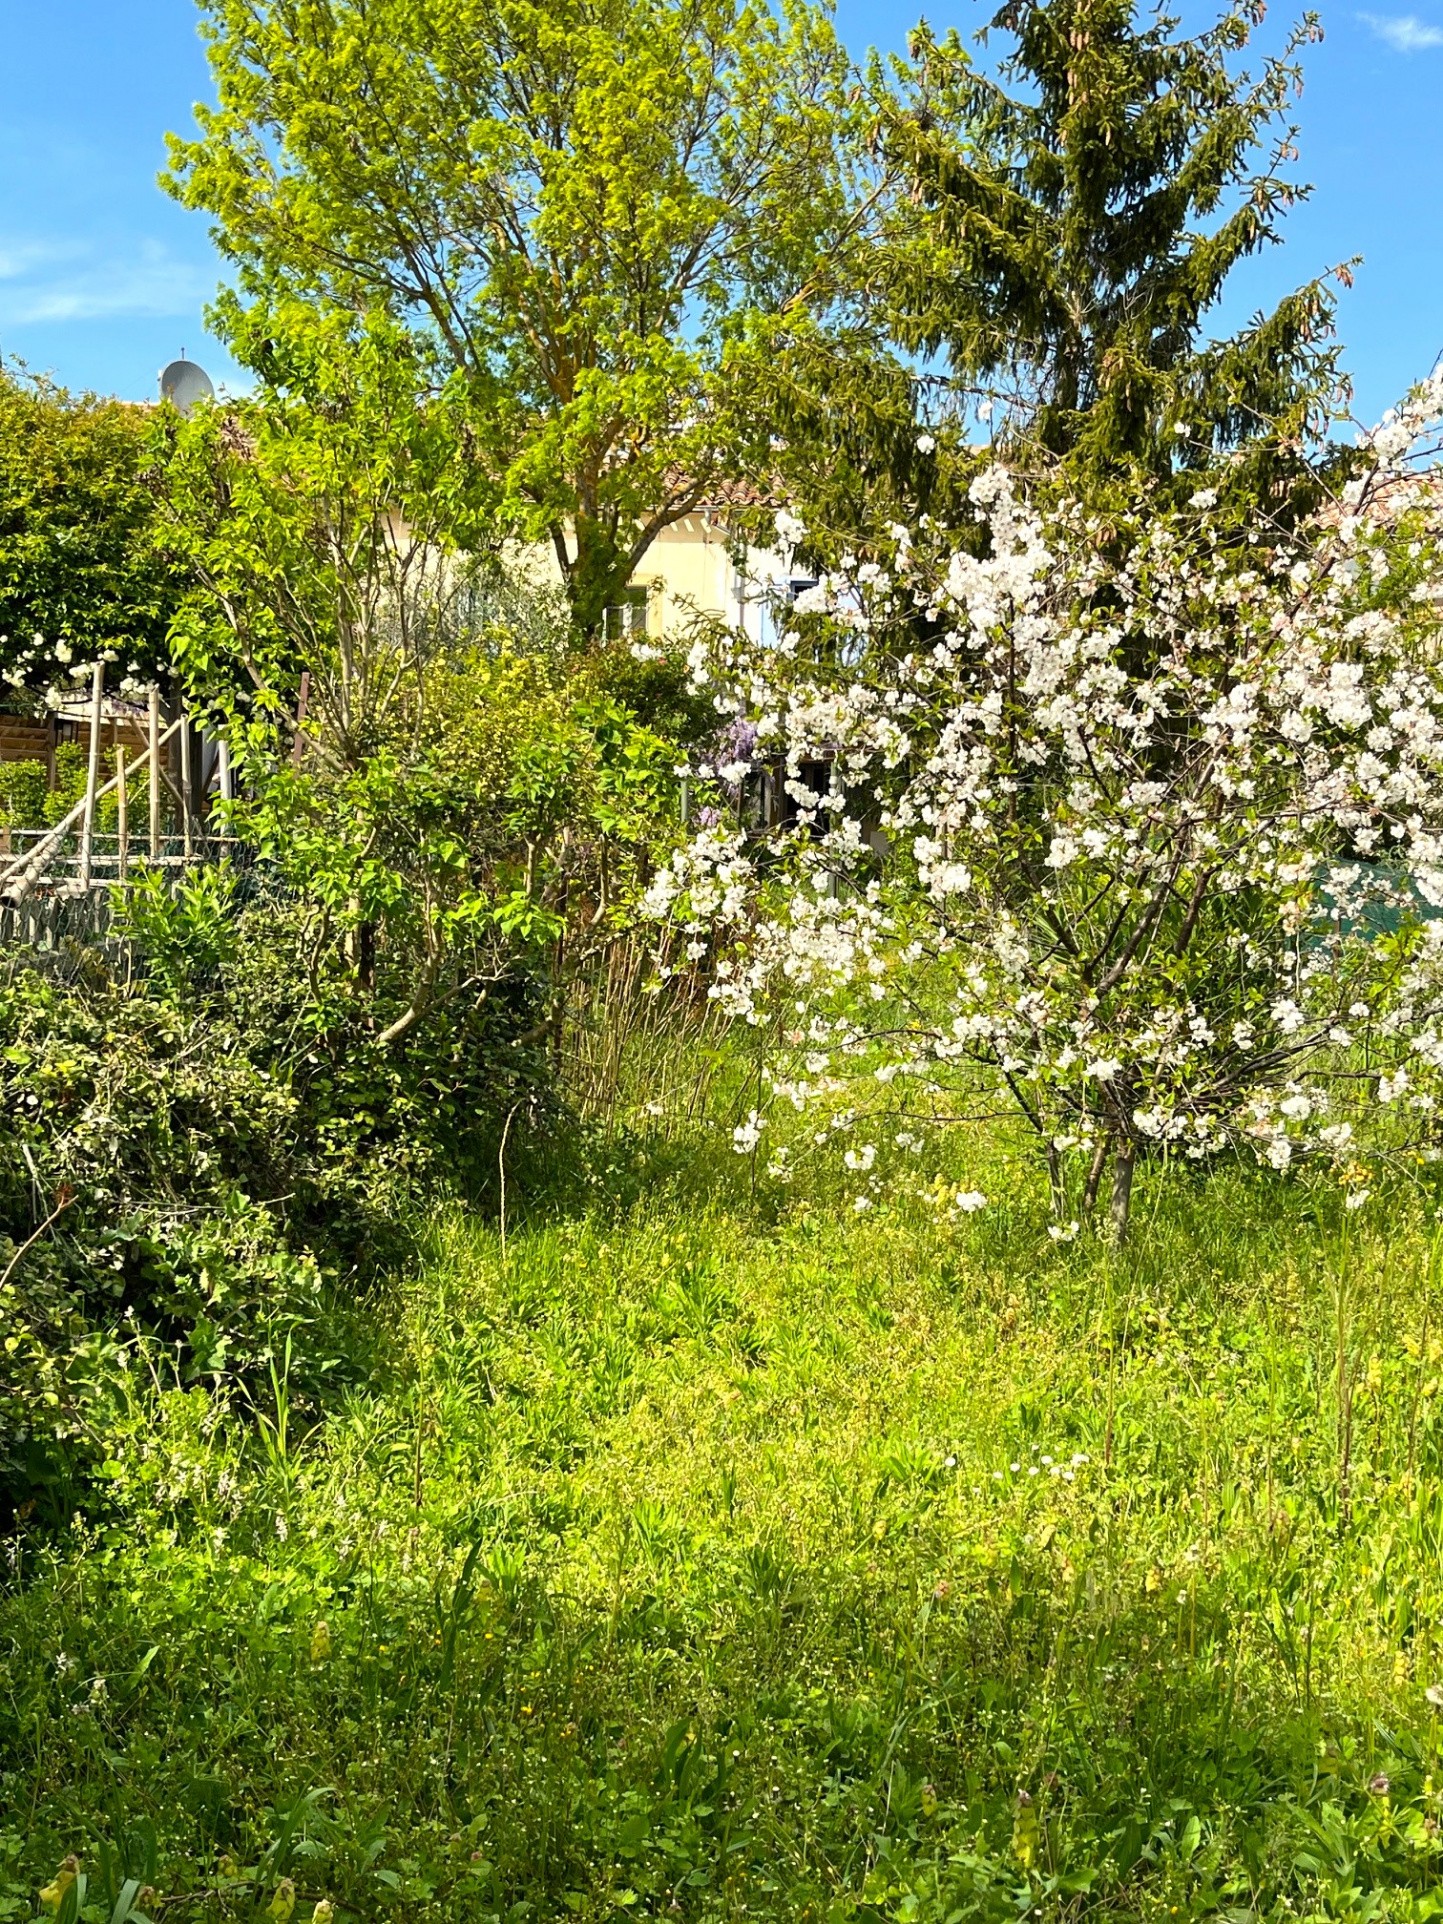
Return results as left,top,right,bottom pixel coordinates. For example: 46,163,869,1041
647,377,1443,1238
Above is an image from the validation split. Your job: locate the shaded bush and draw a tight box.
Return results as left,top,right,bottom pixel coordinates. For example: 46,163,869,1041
0,874,549,1525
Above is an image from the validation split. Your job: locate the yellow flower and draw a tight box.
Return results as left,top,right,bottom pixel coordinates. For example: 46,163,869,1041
39,1856,80,1912
1011,1791,1039,1870
309,1620,332,1663
267,1877,297,1922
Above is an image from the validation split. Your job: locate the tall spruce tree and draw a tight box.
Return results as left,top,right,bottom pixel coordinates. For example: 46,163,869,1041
869,0,1349,508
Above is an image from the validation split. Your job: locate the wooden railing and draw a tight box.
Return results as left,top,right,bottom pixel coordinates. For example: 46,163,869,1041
0,666,230,910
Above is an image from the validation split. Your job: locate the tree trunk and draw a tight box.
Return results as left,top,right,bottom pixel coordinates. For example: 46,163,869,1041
1110,1138,1137,1246
1046,1141,1066,1219
1081,1134,1110,1217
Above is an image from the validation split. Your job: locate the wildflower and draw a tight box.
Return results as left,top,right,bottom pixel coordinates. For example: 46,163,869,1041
312,1906,335,1924
1012,1790,1039,1869
309,1620,332,1663
732,1111,764,1154
39,1857,79,1912
916,433,936,454
953,1189,987,1213
1426,1683,1443,1709
267,1879,296,1922
1370,1772,1391,1796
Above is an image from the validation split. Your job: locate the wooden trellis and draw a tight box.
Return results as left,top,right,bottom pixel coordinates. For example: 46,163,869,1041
0,664,231,912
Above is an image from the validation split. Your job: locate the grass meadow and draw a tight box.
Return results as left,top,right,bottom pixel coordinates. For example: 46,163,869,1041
6,1125,1443,1922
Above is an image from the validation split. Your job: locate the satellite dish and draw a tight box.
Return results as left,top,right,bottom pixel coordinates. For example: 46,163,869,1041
159,358,215,415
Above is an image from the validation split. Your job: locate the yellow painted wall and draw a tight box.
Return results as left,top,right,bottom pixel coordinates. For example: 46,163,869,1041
517,513,782,639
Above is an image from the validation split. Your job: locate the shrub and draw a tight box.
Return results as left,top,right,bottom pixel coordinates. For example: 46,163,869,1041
0,866,552,1525
0,757,47,829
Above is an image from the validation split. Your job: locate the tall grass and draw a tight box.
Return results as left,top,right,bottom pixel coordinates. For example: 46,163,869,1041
5,1136,1443,1921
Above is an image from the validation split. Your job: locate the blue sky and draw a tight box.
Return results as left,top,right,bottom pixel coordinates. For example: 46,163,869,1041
0,0,1438,422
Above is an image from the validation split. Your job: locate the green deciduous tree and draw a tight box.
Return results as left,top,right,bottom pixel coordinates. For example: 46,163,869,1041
159,301,486,759
165,0,859,635
0,363,184,698
159,300,685,1061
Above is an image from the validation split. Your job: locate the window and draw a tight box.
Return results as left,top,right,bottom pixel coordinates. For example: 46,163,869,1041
604,586,650,641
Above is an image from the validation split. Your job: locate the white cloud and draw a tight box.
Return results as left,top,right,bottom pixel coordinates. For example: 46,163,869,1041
0,240,82,283
0,236,213,326
1359,11,1443,49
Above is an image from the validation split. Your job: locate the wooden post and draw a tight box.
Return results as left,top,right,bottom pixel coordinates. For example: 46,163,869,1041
78,660,103,891
179,710,194,861
116,744,128,883
148,688,161,862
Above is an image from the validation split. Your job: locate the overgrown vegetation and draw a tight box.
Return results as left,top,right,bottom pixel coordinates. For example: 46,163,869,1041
8,1150,1443,1920
5,0,1443,1918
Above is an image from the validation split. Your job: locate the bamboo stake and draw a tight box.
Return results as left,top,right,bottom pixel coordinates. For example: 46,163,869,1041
148,688,161,862
216,737,233,860
78,660,103,891
179,709,194,860
116,744,128,883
